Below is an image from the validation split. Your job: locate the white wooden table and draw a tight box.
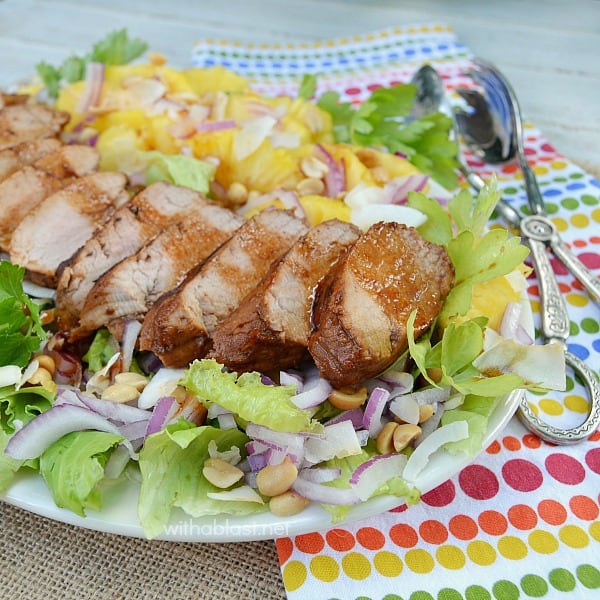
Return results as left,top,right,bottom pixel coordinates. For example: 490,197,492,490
1,0,599,170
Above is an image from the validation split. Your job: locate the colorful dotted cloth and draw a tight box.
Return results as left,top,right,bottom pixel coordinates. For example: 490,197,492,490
192,24,600,600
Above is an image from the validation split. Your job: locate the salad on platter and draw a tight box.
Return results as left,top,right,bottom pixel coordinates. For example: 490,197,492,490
0,30,566,539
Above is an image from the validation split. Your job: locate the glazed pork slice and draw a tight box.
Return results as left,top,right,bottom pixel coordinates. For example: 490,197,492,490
139,209,309,368
0,138,63,183
0,145,99,249
211,219,361,373
78,202,244,338
55,181,209,333
0,102,69,150
9,172,129,286
308,222,454,388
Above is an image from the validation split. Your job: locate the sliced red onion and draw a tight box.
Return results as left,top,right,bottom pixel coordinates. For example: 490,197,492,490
103,444,132,479
118,419,152,442
315,144,346,197
298,466,342,484
217,413,238,430
207,403,232,419
291,477,361,506
120,319,142,373
145,396,179,437
376,368,413,392
48,350,83,387
76,62,105,113
382,174,429,205
137,367,185,409
349,453,408,501
290,375,332,409
197,119,236,133
21,280,56,300
362,387,391,437
247,449,272,472
324,407,364,429
136,351,163,375
279,370,304,393
403,420,469,483
500,302,533,345
304,421,362,464
5,404,132,460
391,386,451,407
388,394,420,425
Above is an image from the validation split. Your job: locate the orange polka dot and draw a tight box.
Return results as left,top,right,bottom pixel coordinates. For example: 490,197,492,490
356,527,385,550
503,436,521,451
486,440,501,454
449,515,478,541
538,499,567,526
326,529,355,552
569,495,599,521
523,434,542,449
295,532,325,554
558,282,571,293
478,510,508,536
589,430,600,442
419,520,448,545
591,236,600,244
390,524,418,548
502,163,519,174
508,504,538,530
276,538,294,564
573,240,587,248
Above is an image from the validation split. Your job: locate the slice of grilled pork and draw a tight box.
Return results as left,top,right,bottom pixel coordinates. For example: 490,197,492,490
139,209,309,368
0,102,69,150
308,222,454,388
55,181,209,334
78,201,244,338
210,219,361,373
0,138,63,183
9,172,129,286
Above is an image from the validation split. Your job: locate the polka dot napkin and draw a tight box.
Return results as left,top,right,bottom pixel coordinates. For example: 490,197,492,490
192,24,600,600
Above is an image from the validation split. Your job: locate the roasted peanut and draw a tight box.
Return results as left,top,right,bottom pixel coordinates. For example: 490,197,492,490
376,422,399,454
101,383,140,404
328,386,368,411
227,182,249,205
256,456,298,497
426,367,443,383
35,355,55,376
418,404,435,423
203,458,245,488
296,177,325,196
27,367,53,387
392,424,422,452
269,490,310,516
115,372,148,391
300,155,329,179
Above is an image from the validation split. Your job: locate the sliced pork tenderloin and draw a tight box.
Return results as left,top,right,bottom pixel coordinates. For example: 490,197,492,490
0,138,62,183
0,102,69,150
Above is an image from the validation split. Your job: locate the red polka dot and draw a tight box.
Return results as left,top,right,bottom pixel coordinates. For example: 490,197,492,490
586,448,600,474
550,257,569,276
478,510,508,536
502,459,543,492
528,284,540,297
326,529,355,552
569,495,599,521
295,532,324,554
503,436,522,451
367,83,382,92
459,465,500,500
579,252,600,269
345,86,362,96
508,504,538,530
449,515,478,540
356,527,385,550
540,142,556,153
523,434,542,449
421,479,456,506
389,503,408,513
390,523,418,548
486,440,501,454
524,147,536,156
419,520,448,545
276,537,294,564
538,499,567,525
545,453,585,485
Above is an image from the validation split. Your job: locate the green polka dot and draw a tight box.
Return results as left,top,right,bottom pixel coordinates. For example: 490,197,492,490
569,321,580,336
569,172,584,179
383,595,404,600
544,202,559,215
565,376,575,392
410,593,434,600
465,586,491,600
520,574,548,597
561,197,579,210
548,568,576,592
438,589,463,600
581,194,599,206
576,564,600,589
492,580,520,600
553,176,567,183
355,597,372,600
581,318,600,334
503,187,518,195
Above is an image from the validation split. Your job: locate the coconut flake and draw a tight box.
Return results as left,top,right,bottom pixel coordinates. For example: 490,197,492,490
349,453,408,501
206,485,264,504
137,367,185,409
304,420,362,463
233,116,277,160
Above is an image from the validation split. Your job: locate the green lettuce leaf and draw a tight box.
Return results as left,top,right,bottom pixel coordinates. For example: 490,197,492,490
0,385,54,434
0,261,47,367
39,430,124,516
297,74,317,100
82,328,119,372
0,429,26,492
181,359,322,433
138,420,263,539
142,151,216,194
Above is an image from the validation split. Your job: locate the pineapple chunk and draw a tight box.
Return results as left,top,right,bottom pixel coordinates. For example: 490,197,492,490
299,194,351,226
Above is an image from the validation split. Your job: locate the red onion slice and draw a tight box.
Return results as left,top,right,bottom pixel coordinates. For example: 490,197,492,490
382,174,429,205
324,407,364,429
298,467,342,484
197,119,236,133
362,387,391,437
315,144,346,197
145,396,179,437
349,453,408,501
76,62,105,113
290,375,332,409
120,319,142,373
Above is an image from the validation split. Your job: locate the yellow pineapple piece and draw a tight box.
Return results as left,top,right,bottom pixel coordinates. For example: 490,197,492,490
183,66,249,96
299,194,351,226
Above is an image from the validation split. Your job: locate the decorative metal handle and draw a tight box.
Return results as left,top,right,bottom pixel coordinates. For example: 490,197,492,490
517,351,600,444
521,218,570,342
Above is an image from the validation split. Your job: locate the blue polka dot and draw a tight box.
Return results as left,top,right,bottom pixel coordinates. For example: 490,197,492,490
387,52,400,60
221,60,231,68
592,339,600,353
322,60,333,67
589,178,599,188
203,59,215,66
304,62,315,69
567,343,590,360
566,182,586,191
438,44,449,50
238,62,248,69
405,48,416,56
543,188,562,197
421,46,432,54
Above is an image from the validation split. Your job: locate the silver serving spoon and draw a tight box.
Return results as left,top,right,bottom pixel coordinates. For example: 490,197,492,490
410,64,600,445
